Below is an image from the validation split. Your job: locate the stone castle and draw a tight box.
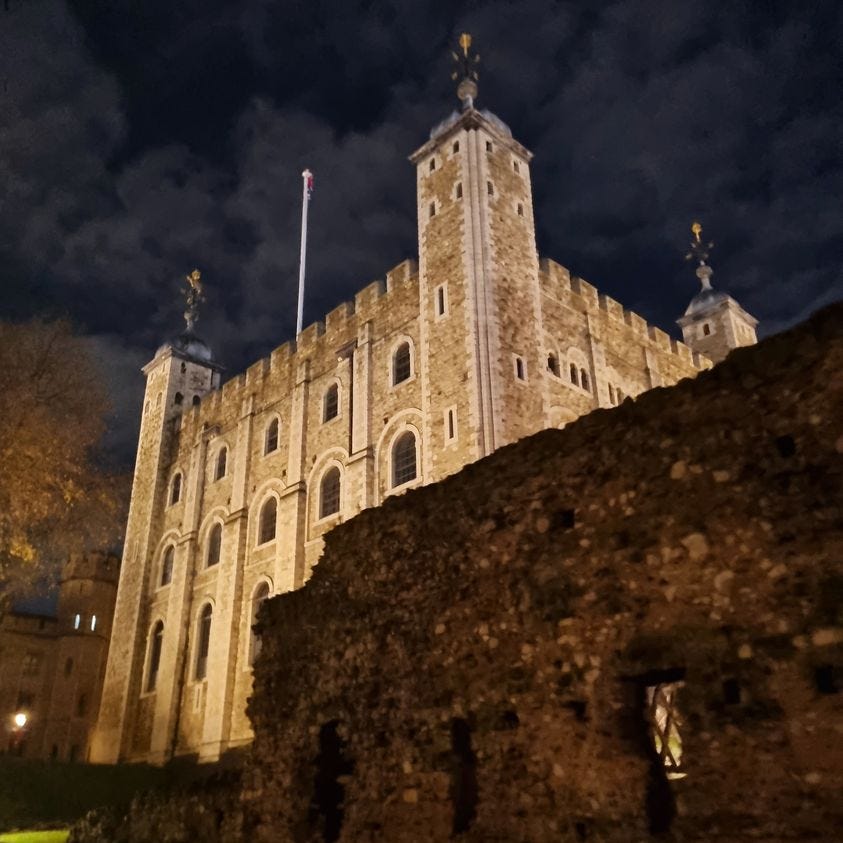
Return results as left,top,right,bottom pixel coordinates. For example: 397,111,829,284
91,39,757,765
1,553,119,762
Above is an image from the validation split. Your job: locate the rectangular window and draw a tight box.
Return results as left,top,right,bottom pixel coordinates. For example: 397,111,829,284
514,356,526,381
452,140,460,153
455,182,463,199
487,181,494,196
429,201,436,218
435,284,448,318
485,140,492,153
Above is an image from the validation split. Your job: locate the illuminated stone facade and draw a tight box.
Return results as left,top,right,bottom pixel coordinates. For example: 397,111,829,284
0,553,119,762
92,100,756,764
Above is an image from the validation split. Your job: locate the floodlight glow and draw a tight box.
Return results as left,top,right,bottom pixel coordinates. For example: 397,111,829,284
13,712,27,728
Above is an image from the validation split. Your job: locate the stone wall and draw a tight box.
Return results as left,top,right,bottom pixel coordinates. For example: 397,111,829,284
240,303,842,842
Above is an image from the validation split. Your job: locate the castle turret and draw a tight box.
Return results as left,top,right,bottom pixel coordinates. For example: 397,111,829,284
91,271,222,764
677,223,758,363
410,34,547,467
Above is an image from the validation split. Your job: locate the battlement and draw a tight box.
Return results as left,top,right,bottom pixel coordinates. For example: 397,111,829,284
539,256,709,369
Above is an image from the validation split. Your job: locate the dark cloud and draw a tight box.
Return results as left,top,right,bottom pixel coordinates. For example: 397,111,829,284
2,0,841,470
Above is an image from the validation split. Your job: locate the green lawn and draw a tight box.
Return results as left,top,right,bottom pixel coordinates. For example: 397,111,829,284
0,832,69,843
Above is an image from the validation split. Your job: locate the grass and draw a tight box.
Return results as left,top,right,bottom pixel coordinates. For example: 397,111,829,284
0,833,70,843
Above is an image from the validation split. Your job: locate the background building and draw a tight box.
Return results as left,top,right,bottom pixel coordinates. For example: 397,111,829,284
91,50,756,765
0,552,119,762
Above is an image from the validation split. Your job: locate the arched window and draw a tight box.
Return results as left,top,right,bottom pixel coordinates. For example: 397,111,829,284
258,497,277,545
195,605,212,680
702,323,711,336
320,467,341,518
580,369,590,392
264,418,279,454
547,354,560,377
214,447,227,481
250,582,270,665
170,472,182,505
323,383,339,422
393,342,411,385
146,621,164,692
569,363,579,386
392,431,418,488
73,613,81,630
192,394,201,406
206,523,222,567
90,614,97,632
174,392,183,406
160,545,175,586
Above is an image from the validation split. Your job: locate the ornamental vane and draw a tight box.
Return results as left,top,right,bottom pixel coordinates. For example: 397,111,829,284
685,221,714,266
183,269,205,333
451,32,480,110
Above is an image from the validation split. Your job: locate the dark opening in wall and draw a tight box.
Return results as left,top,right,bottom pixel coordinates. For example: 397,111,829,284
450,718,478,835
774,434,797,458
499,709,520,730
310,720,354,843
722,677,741,705
815,664,840,695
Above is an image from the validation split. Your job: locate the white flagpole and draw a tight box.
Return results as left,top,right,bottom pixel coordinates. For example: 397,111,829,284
296,169,312,336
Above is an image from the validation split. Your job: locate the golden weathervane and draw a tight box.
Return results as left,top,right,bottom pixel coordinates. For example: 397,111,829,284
183,268,205,333
451,32,480,108
685,221,714,266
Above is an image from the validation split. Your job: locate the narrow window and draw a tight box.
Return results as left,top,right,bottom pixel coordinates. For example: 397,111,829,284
569,363,579,386
513,160,520,173
487,181,494,196
515,356,525,381
258,497,277,544
450,718,478,834
160,545,175,586
76,693,87,717
580,369,590,391
180,362,187,374
320,467,341,518
485,140,492,152
517,203,524,217
547,354,560,376
195,604,212,681
73,614,81,630
616,387,624,402
170,472,182,505
392,342,412,385
323,384,339,422
146,621,164,692
174,392,183,406
311,721,354,843
609,384,616,405
446,409,456,442
265,418,279,454
455,182,463,199
452,140,460,153
429,201,436,218
206,522,222,567
250,582,270,665
436,285,447,316
192,394,200,406
702,323,711,336
90,614,97,632
647,680,685,781
429,157,436,171
392,431,418,487
214,447,227,481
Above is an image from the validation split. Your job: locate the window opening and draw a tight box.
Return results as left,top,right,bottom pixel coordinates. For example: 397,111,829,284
547,354,560,376
487,181,494,196
517,202,524,217
646,681,685,780
214,447,227,480
170,472,182,505
174,392,183,406
320,467,341,518
90,614,97,632
76,693,87,717
180,362,187,374
250,583,270,665
258,497,277,544
265,418,279,454
206,523,222,567
392,432,417,487
702,323,711,336
73,614,81,630
580,369,590,391
195,604,212,680
485,140,492,152
453,140,460,153
447,409,456,441
513,160,520,173
450,718,478,835
569,363,579,386
146,621,164,692
311,720,354,843
323,384,339,422
515,357,525,380
455,182,463,199
192,394,200,406
393,342,411,385
160,545,175,586
436,285,447,316
429,201,436,218
429,158,436,171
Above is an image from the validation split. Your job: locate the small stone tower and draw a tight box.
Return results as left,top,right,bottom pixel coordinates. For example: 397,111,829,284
90,272,223,764
677,223,758,363
410,34,547,466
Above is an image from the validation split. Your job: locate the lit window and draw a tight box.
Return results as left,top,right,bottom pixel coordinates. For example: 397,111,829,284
265,418,279,454
22,652,42,676
393,342,412,385
206,523,222,567
146,621,164,692
160,545,175,586
647,681,685,780
392,432,418,487
323,384,339,422
170,472,182,505
90,615,97,632
73,614,81,630
250,582,270,665
214,447,227,481
319,467,341,518
258,497,277,545
195,604,212,680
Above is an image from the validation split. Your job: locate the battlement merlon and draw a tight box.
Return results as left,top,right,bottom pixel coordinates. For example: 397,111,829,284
408,107,534,165
539,257,712,370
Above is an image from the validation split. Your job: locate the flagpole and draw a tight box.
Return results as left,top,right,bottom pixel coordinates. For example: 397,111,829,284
296,169,312,336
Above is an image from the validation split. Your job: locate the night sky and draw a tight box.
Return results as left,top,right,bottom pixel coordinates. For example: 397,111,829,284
3,0,841,469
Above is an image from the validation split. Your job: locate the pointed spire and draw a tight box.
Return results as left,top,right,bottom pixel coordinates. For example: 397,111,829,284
685,221,715,290
451,33,480,111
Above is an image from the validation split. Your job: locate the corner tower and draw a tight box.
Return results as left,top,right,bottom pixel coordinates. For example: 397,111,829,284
91,271,222,763
411,34,547,469
677,223,758,363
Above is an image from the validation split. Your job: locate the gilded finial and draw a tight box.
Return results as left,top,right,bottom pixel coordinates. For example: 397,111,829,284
451,32,480,110
685,222,715,290
183,269,205,333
